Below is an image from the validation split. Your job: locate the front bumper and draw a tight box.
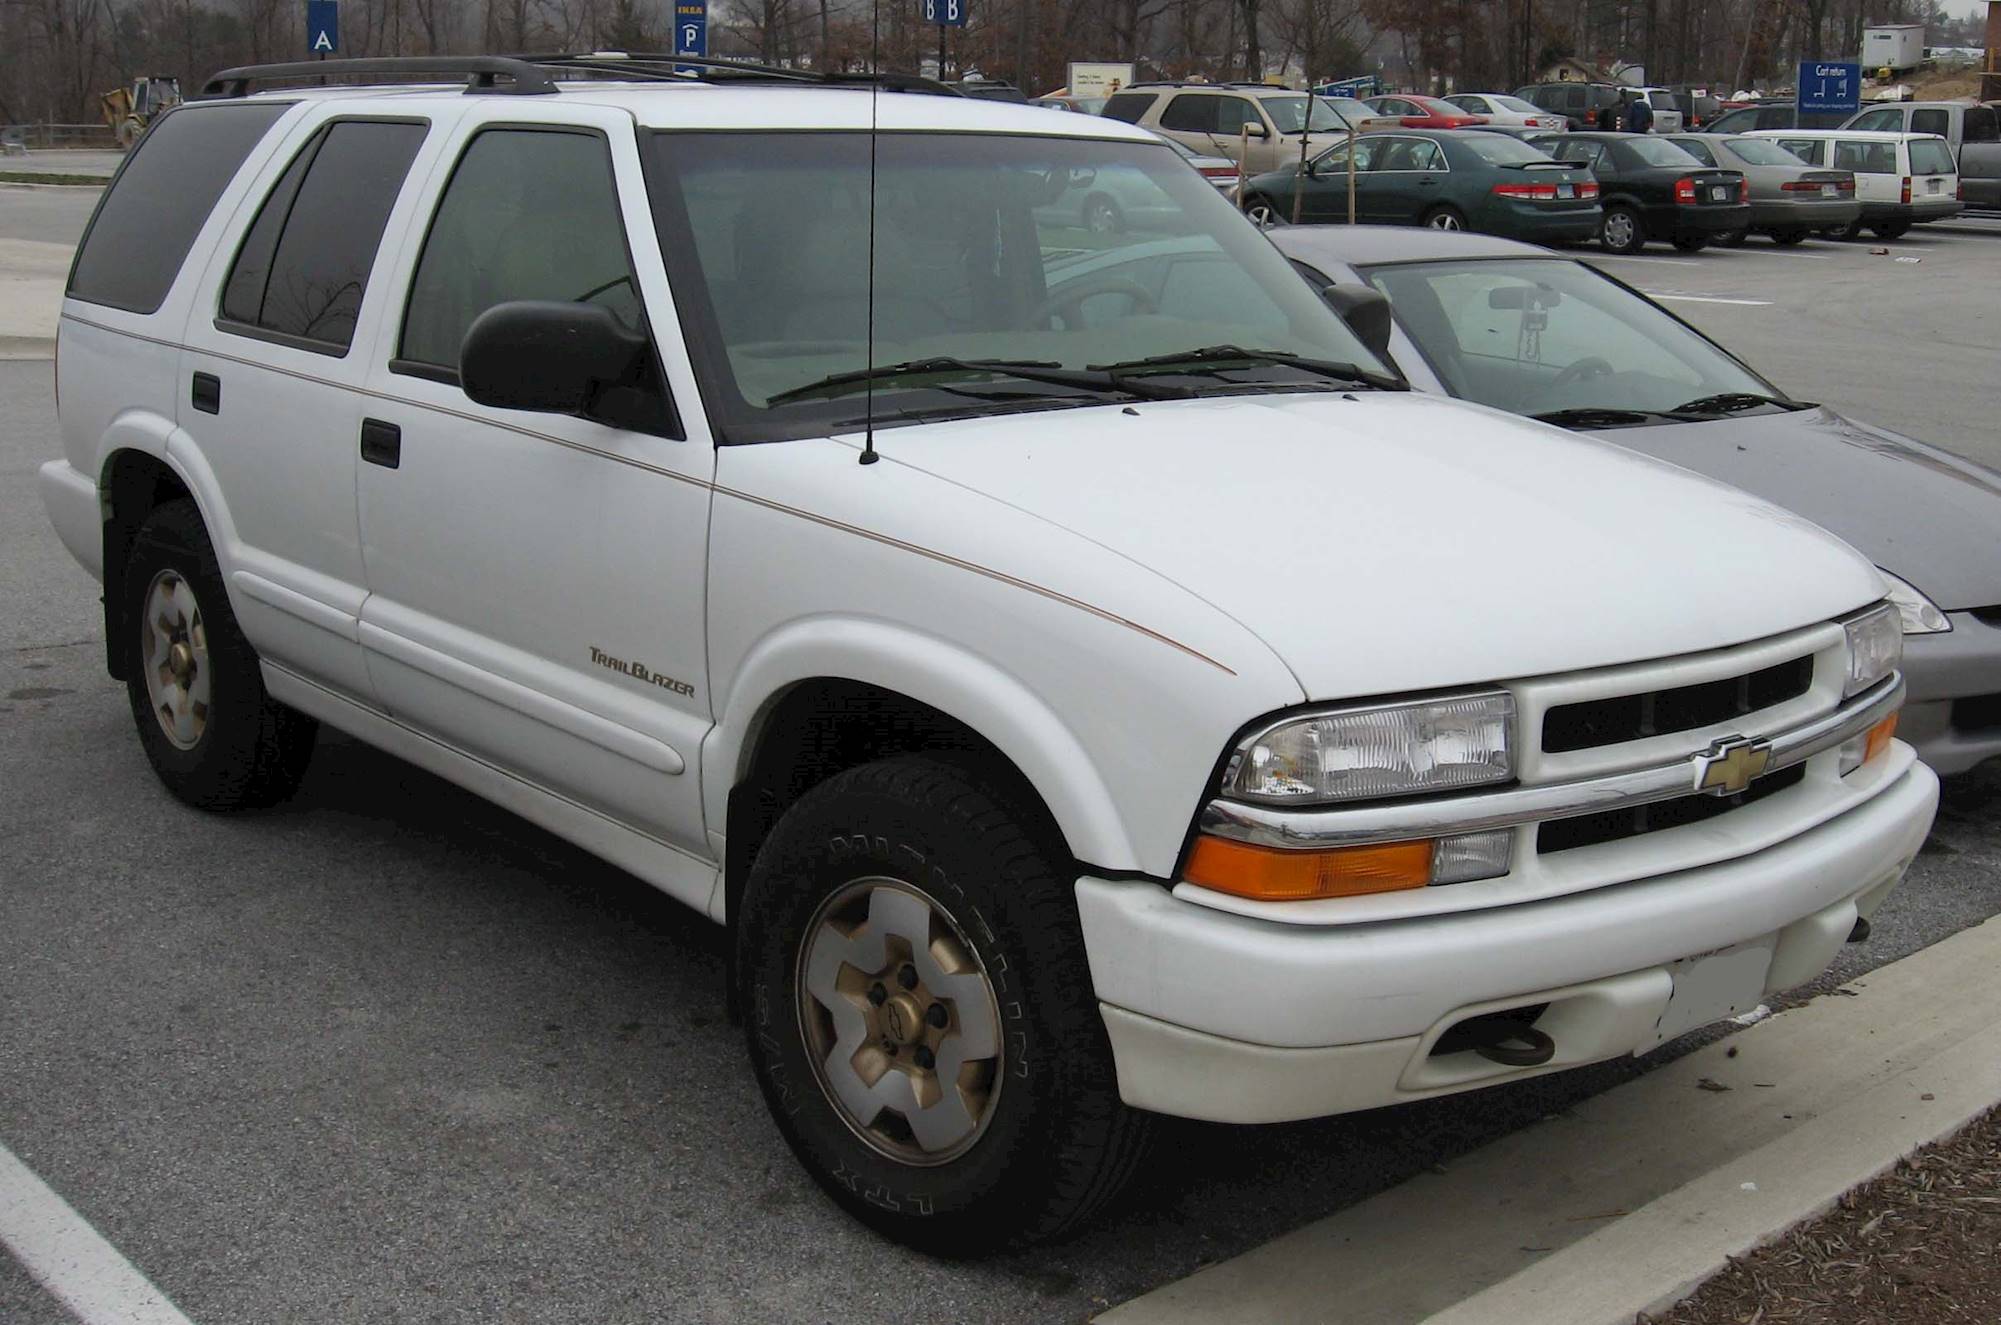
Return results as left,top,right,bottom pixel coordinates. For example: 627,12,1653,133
1899,610,2001,775
1078,751,1937,1124
38,459,102,581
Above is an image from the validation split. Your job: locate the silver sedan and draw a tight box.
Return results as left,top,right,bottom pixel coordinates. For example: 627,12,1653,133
1664,133,1861,245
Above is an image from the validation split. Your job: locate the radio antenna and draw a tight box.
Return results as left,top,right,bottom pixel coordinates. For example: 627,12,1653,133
858,0,882,465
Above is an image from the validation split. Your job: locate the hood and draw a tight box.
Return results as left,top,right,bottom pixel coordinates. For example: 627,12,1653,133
859,393,1886,699
1609,408,2001,612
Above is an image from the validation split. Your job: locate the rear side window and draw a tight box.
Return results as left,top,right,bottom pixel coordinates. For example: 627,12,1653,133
1965,107,1999,143
1834,140,1897,173
1675,138,1717,166
1100,91,1158,124
1911,109,1949,139
218,119,428,353
68,103,290,314
1775,138,1824,164
1159,95,1219,133
398,128,642,376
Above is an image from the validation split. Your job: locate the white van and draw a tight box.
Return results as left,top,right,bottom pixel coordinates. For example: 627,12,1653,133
1747,129,1961,239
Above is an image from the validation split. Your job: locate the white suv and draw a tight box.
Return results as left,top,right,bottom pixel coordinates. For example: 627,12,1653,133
40,55,1937,1251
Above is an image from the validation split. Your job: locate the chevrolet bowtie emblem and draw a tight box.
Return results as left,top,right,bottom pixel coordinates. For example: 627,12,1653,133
1692,734,1774,796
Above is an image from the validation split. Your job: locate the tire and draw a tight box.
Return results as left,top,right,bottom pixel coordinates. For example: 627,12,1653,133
1772,228,1808,245
1716,227,1748,247
738,755,1148,1252
1599,204,1645,254
1670,232,1709,252
1242,194,1284,227
1082,194,1123,235
1832,219,1865,241
1421,204,1467,231
123,499,316,809
1872,221,1910,239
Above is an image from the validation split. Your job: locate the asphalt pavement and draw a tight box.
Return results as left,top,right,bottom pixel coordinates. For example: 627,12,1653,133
4,200,2001,1324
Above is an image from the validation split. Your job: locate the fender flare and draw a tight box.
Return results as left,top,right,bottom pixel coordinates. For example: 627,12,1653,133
704,616,1141,878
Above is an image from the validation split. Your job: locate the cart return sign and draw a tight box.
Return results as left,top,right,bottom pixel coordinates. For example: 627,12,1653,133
1797,61,1861,115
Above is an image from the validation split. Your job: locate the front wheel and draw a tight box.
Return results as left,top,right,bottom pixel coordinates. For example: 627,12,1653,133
1242,194,1285,227
1831,219,1866,241
1772,228,1808,245
1421,204,1466,231
1715,228,1748,248
1600,204,1646,254
1082,194,1123,235
1671,232,1709,252
1873,221,1910,239
738,755,1147,1252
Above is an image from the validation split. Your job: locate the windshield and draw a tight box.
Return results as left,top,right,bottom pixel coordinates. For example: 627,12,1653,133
1358,257,1778,419
1489,95,1543,114
1265,96,1360,133
1622,136,1705,168
645,132,1388,441
1723,138,1808,166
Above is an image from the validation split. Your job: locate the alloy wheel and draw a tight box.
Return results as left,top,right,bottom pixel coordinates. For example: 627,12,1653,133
796,877,1005,1166
140,568,210,750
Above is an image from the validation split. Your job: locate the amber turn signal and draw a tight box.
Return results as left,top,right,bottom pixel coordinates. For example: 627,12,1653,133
1185,835,1434,901
1865,713,1897,764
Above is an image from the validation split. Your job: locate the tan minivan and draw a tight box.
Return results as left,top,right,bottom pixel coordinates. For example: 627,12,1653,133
1101,81,1369,174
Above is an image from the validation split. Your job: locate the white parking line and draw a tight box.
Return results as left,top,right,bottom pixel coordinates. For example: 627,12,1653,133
0,1143,195,1325
1643,292,1774,306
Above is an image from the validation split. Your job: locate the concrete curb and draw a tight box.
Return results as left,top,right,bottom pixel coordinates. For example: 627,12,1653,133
1097,914,2001,1325
0,181,106,191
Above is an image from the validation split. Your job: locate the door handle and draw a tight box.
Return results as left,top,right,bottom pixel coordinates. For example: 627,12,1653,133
360,418,402,469
191,372,220,415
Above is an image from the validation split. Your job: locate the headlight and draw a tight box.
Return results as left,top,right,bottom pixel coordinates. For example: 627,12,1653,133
1225,691,1515,805
1879,570,1951,634
1842,602,1903,699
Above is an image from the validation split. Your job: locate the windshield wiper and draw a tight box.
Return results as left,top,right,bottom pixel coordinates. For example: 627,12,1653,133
1089,345,1406,392
765,356,1191,406
1531,407,1679,428
1666,392,1809,418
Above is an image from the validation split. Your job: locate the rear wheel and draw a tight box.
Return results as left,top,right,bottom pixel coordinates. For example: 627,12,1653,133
1832,219,1866,241
1716,227,1748,247
123,499,316,809
1082,194,1124,235
1599,204,1645,254
1671,232,1709,252
738,755,1148,1252
1772,228,1808,245
1421,204,1466,231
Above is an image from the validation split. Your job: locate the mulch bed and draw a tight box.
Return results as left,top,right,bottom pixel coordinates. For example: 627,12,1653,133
1652,1105,2001,1324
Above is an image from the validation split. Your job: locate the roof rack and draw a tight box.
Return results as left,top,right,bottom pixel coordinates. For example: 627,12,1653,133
522,52,962,96
200,52,962,100
202,56,559,98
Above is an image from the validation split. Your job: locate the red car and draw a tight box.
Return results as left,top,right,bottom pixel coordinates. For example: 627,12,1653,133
1362,94,1487,129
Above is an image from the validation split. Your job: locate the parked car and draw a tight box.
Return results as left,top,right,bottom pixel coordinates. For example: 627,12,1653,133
1159,132,1241,192
1514,81,1625,130
1269,223,2001,776
1663,132,1859,244
1045,130,1242,229
1444,92,1567,130
1239,128,1600,242
1630,87,1687,133
1668,88,1724,129
1840,101,2001,208
1746,129,1962,238
1111,81,1367,174
1539,131,1750,252
1362,93,1487,129
1702,101,1850,133
1032,93,1108,114
954,78,1028,102
40,56,1936,1250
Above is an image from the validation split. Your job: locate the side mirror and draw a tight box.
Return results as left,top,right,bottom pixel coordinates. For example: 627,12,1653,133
1320,284,1394,361
461,301,652,419
1243,122,1270,139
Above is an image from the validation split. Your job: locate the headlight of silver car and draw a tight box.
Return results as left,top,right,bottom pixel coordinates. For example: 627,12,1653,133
1842,602,1903,699
1878,569,1951,635
1225,691,1515,805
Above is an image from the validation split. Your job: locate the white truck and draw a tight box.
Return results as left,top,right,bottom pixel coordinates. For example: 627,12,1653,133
1863,24,1927,73
38,55,1937,1251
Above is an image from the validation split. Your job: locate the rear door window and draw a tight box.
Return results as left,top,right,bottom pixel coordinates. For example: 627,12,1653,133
1100,91,1158,124
1908,138,1956,175
1911,109,1949,139
1776,138,1825,165
1834,140,1897,173
217,119,429,353
1158,95,1219,133
68,103,291,314
1675,138,1718,166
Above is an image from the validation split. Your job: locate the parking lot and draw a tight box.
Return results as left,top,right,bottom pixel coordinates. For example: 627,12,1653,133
4,184,2001,1324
